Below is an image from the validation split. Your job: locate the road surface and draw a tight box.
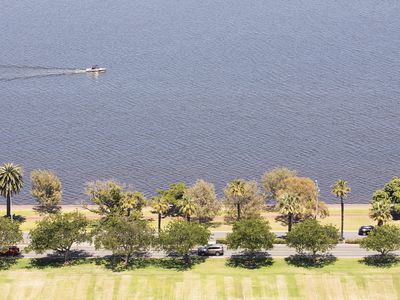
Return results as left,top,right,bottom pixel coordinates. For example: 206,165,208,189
17,243,399,259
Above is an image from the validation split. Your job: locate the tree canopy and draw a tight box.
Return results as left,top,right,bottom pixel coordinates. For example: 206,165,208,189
27,211,90,262
85,180,146,218
276,192,303,232
155,183,187,217
31,170,62,213
286,219,339,258
158,220,210,264
94,216,154,266
369,191,392,226
261,167,297,200
226,219,275,255
186,179,220,222
224,180,265,221
0,217,23,250
275,176,329,224
360,224,400,256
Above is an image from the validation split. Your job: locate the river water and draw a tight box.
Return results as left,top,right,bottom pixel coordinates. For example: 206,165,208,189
1,0,399,204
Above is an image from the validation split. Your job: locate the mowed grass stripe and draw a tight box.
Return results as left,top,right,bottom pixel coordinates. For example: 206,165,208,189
203,274,217,299
1,259,400,299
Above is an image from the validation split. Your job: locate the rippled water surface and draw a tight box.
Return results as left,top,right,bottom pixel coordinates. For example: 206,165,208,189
1,0,400,203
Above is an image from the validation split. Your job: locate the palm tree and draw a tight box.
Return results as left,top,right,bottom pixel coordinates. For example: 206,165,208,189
227,179,246,220
151,196,169,233
179,195,196,222
277,192,302,232
0,163,24,220
370,195,392,226
331,179,351,241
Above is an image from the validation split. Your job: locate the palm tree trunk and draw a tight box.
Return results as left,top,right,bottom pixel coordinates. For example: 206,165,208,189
187,215,191,222
158,213,161,233
340,197,344,241
288,213,293,232
6,193,11,218
237,203,241,221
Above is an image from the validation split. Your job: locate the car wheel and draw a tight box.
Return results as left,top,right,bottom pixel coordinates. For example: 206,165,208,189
215,252,221,256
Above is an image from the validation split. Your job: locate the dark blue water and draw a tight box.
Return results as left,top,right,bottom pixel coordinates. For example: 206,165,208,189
1,0,400,204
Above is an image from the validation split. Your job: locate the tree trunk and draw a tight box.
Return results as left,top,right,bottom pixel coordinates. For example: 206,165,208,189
127,208,131,217
64,249,70,263
6,193,11,218
187,215,191,222
340,197,344,241
378,219,383,226
183,253,191,265
288,213,293,232
237,203,241,221
312,251,317,264
158,213,162,233
124,253,130,266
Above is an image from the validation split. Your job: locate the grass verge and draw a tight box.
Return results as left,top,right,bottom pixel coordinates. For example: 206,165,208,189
0,258,399,299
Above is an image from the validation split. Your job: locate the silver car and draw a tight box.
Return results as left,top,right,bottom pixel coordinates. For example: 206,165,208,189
197,244,224,256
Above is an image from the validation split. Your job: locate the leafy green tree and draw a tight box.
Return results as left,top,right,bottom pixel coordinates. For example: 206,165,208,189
224,180,264,221
31,170,62,213
286,219,339,260
369,191,392,226
384,177,400,215
0,217,23,250
331,179,351,241
94,216,154,266
276,192,303,232
360,224,400,256
261,167,297,200
0,163,23,219
85,180,146,219
186,179,220,222
150,196,169,233
156,183,187,217
158,220,210,264
179,195,196,222
226,219,275,256
27,211,89,262
275,176,329,225
120,191,146,218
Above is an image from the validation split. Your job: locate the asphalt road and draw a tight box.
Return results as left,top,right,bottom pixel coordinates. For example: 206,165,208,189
18,231,377,259
18,243,400,259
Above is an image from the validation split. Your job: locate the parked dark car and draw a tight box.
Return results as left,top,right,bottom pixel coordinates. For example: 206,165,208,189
358,225,374,236
0,246,20,256
197,244,224,256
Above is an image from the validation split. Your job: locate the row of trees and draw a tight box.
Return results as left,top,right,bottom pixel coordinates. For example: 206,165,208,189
2,214,399,267
0,163,397,239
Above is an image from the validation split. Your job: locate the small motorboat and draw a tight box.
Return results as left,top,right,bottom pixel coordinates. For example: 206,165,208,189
85,65,106,73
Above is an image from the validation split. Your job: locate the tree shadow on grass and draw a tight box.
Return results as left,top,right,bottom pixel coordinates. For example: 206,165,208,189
227,252,274,269
359,254,400,268
0,257,20,270
285,254,337,268
27,250,92,269
2,214,26,223
33,206,61,215
96,255,207,272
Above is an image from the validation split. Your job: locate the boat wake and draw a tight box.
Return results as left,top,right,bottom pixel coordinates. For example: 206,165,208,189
0,64,96,82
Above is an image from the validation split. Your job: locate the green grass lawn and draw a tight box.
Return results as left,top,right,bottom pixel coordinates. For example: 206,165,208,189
2,204,399,233
0,258,399,299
